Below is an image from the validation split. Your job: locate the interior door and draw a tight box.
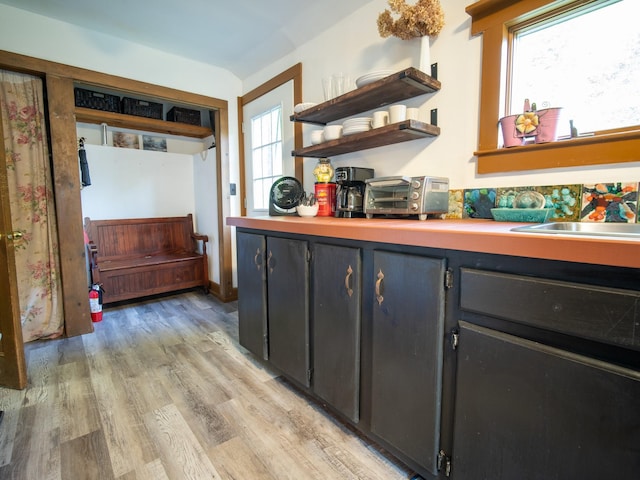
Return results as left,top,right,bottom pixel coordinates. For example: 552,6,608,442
242,80,295,217
0,121,27,390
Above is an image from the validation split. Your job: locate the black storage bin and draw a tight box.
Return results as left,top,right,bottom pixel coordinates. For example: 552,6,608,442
74,88,120,113
167,107,201,126
121,97,163,120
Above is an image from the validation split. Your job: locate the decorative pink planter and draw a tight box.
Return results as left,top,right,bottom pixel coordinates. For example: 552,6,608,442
499,107,563,147
499,114,524,147
534,107,562,143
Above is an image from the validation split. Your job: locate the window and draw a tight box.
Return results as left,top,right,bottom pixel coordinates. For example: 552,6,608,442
466,0,640,174
508,0,639,137
250,105,283,210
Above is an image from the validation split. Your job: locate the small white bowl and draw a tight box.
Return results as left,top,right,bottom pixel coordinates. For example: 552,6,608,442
310,130,324,145
296,204,319,217
323,125,343,141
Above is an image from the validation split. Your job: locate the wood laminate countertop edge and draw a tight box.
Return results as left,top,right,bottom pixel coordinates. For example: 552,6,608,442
227,216,640,269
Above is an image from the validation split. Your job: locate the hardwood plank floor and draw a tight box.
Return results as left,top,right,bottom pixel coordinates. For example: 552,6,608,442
0,291,414,479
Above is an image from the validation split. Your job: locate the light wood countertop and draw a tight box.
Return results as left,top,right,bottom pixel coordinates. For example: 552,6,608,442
227,216,640,269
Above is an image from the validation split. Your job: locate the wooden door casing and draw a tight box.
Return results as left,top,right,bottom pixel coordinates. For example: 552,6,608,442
0,116,27,390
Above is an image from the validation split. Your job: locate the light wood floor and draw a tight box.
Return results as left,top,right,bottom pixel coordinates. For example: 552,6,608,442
0,291,414,479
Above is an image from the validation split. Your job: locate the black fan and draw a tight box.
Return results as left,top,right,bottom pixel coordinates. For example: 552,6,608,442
269,176,304,216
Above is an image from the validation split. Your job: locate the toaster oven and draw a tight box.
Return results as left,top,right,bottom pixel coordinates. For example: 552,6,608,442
364,176,449,220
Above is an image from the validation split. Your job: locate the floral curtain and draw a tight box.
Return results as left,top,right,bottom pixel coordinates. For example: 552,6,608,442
0,70,64,342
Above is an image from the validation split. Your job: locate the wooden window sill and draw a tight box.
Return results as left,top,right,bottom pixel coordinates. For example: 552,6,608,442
476,129,640,174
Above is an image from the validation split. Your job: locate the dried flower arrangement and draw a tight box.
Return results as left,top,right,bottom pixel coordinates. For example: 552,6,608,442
377,0,445,40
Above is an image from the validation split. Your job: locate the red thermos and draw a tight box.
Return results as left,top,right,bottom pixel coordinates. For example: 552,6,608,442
314,182,336,217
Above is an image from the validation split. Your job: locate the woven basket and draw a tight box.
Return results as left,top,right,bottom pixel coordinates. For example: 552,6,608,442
121,97,163,120
167,107,201,126
74,88,120,113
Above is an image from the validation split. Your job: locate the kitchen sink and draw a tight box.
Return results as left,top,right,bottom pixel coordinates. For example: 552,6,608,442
511,222,640,238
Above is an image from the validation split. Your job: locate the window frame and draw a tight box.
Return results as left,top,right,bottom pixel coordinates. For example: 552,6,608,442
250,104,284,211
466,0,640,174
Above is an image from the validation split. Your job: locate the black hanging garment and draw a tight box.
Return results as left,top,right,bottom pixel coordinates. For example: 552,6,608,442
79,137,91,187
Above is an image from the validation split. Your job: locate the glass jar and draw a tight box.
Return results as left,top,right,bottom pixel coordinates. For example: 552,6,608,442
313,158,334,183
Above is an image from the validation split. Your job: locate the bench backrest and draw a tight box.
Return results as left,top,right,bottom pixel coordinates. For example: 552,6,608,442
84,214,198,261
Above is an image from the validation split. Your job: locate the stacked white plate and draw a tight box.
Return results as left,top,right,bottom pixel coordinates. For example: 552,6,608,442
355,70,394,88
342,117,371,136
293,102,317,113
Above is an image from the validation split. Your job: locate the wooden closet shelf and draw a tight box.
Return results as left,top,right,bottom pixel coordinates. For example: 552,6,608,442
75,107,212,139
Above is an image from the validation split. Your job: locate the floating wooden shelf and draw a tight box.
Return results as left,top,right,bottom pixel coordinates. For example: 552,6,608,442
290,67,441,126
75,107,212,139
291,120,440,158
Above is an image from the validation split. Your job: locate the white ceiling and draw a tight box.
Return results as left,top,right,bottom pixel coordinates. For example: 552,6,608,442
0,0,373,79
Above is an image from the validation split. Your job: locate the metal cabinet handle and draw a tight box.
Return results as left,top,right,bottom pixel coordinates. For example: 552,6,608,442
375,269,384,305
267,250,274,274
253,248,263,271
345,265,354,297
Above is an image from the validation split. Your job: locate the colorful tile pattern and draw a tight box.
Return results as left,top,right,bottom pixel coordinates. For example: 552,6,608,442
536,185,582,222
463,188,497,219
445,189,464,219
450,182,640,223
580,183,638,223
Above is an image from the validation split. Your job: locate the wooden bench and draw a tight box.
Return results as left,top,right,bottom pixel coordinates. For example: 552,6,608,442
84,214,209,304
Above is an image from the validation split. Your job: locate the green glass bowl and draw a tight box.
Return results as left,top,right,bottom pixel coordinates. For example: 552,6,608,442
491,208,553,223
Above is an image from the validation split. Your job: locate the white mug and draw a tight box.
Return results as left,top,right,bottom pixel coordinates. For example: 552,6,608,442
371,111,389,128
406,107,420,121
389,104,407,123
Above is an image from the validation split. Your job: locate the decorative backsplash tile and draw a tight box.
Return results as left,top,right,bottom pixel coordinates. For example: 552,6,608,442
450,181,640,223
446,189,464,219
535,184,581,222
580,183,637,223
463,188,497,219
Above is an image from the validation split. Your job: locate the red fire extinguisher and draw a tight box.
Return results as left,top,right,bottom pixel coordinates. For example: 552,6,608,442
89,284,103,323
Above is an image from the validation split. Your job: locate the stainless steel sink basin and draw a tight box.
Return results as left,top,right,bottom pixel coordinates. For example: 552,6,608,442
511,222,640,238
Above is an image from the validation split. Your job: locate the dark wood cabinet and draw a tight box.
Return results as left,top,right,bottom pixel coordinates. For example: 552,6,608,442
236,226,640,479
312,243,362,423
237,232,268,359
453,320,640,480
453,266,640,479
266,236,310,387
370,251,446,476
236,232,310,386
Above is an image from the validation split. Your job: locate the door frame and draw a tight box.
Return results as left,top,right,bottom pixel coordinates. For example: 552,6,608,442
238,63,303,216
0,49,235,331
0,113,27,390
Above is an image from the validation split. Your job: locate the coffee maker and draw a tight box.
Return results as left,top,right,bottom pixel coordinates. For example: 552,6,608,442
335,167,374,218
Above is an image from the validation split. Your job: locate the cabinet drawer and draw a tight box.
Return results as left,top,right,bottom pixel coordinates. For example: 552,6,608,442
460,268,640,351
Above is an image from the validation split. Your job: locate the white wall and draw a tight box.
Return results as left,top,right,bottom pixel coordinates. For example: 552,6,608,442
0,3,242,285
244,0,640,193
80,144,196,220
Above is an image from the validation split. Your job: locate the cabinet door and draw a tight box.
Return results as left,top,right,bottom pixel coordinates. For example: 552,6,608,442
267,237,310,387
313,243,361,423
452,321,640,480
370,251,446,475
236,232,268,360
